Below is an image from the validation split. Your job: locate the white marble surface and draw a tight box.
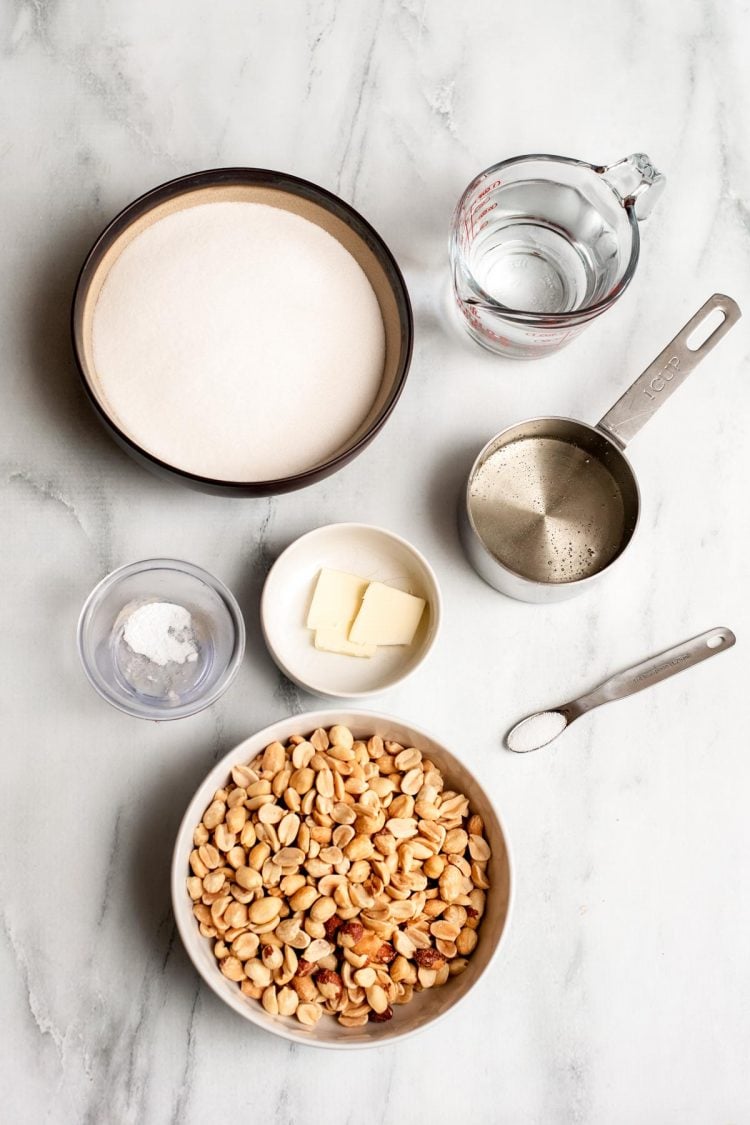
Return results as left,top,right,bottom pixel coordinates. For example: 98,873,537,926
2,1,749,1122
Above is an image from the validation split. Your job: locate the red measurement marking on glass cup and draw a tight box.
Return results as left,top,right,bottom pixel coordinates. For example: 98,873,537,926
470,177,503,232
472,202,497,227
475,179,503,201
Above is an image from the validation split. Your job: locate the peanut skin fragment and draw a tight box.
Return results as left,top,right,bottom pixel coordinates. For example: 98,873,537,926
413,947,446,969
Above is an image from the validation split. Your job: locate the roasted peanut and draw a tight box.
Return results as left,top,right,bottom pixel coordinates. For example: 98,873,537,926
296,1002,323,1026
277,986,299,1016
220,956,245,981
248,896,282,925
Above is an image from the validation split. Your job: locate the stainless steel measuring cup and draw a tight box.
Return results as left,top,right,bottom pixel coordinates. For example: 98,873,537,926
460,294,741,603
450,153,665,358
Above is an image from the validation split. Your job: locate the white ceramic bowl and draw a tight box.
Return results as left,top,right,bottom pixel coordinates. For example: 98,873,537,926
171,709,513,1049
260,524,442,698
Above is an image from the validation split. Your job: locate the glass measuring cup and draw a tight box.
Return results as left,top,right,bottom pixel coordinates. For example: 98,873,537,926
450,153,665,359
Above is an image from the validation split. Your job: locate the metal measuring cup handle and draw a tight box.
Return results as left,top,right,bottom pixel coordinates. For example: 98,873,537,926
597,294,742,449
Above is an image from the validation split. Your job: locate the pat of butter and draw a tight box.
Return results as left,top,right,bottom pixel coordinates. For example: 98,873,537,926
349,582,426,646
314,626,376,658
307,568,368,631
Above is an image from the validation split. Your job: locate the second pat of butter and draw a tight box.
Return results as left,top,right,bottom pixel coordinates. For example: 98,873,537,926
349,582,426,646
307,568,369,630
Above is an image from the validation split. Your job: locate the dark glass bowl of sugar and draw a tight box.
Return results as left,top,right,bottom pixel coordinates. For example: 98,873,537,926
77,559,245,719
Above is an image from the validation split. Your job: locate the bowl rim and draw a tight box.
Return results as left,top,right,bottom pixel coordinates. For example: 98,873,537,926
170,708,515,1049
259,523,443,699
70,166,414,495
77,557,246,720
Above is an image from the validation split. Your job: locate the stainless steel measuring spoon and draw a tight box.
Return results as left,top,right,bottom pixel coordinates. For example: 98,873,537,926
506,626,736,753
460,294,741,602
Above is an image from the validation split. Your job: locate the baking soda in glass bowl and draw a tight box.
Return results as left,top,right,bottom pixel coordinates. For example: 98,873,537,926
78,559,245,720
112,600,210,703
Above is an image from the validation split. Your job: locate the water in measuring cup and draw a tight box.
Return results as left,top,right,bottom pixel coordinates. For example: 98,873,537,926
464,181,621,315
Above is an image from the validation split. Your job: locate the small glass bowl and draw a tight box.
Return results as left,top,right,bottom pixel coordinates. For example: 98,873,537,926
77,559,245,720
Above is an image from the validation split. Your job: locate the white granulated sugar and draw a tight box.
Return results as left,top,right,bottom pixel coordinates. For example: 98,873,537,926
91,201,387,481
507,710,567,753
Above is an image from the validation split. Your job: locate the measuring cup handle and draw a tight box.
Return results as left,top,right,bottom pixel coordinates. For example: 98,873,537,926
597,294,741,448
600,154,666,220
571,627,736,715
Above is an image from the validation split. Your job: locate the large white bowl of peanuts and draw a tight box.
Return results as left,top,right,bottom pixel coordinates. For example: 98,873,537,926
171,710,513,1047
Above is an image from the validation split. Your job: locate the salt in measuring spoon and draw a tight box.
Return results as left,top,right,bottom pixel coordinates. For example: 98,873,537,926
506,626,736,753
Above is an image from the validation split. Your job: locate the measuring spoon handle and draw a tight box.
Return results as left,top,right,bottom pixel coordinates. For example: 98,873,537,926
569,626,736,716
598,294,741,448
